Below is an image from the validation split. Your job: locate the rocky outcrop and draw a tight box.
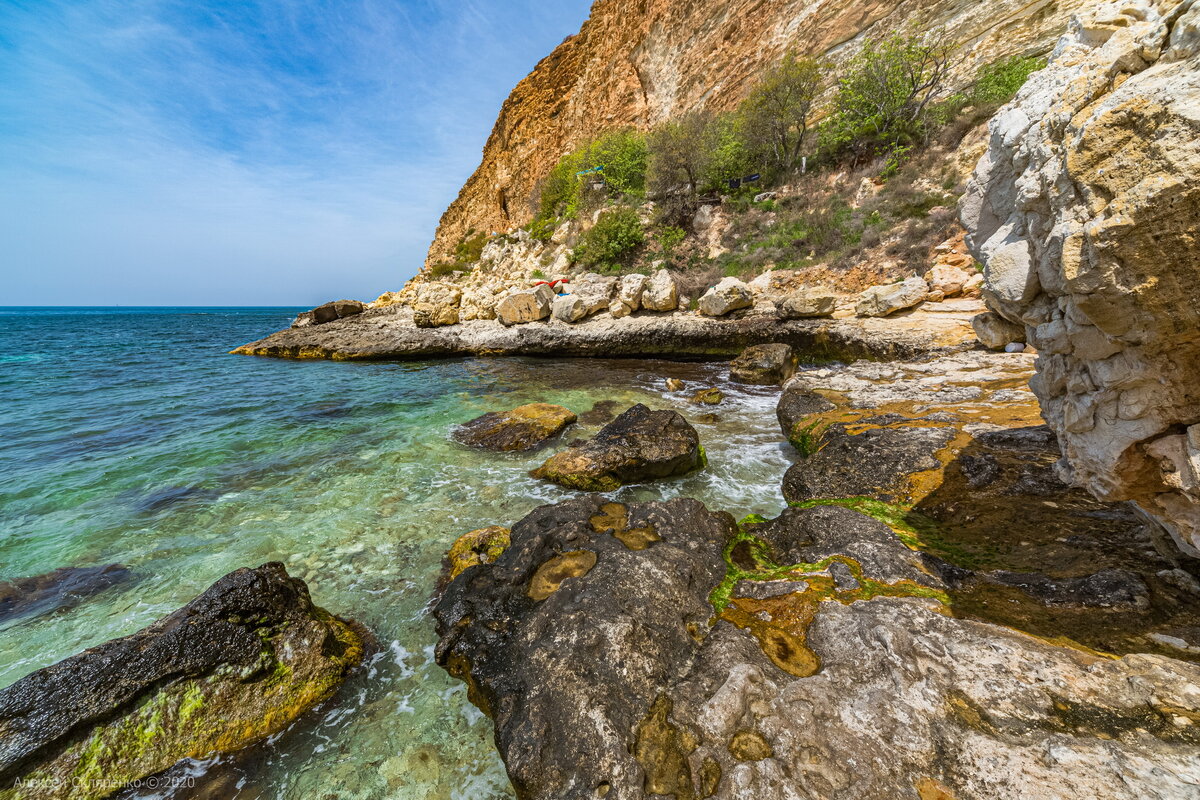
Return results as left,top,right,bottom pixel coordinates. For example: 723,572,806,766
961,0,1200,555
971,310,1026,350
531,404,704,491
233,302,983,363
728,344,797,386
293,299,364,328
497,285,554,326
0,564,130,624
782,414,958,505
453,403,578,452
426,0,1094,269
435,498,1200,800
0,563,364,796
642,269,679,312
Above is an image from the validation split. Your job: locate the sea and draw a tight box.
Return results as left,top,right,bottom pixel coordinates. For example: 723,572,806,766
0,307,799,799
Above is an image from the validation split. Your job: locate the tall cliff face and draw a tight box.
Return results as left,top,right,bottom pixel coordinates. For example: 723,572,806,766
425,0,1091,268
963,0,1200,554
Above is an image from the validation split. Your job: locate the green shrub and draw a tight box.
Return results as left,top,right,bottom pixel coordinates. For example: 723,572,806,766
654,226,687,259
971,55,1045,106
738,52,827,174
535,129,648,224
573,207,645,272
823,29,957,160
428,230,488,277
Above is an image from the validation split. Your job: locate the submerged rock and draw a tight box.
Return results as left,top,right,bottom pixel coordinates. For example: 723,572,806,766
729,343,797,385
690,388,724,406
0,563,364,796
782,415,956,505
0,564,130,624
453,403,577,452
435,499,1200,800
531,404,704,492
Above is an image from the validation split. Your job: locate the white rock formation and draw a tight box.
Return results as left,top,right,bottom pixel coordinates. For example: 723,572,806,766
962,0,1200,554
698,277,753,317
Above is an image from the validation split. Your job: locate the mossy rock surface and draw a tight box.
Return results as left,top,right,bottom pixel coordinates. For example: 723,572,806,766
453,403,577,452
531,404,704,492
0,563,364,800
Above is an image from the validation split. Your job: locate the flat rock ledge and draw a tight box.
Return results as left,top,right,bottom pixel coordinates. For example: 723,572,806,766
231,307,977,363
435,498,1200,800
0,563,365,798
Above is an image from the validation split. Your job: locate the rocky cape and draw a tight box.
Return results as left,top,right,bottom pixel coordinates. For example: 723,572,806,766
233,303,982,363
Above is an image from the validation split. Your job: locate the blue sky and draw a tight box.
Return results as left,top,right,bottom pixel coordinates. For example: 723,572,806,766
0,0,593,306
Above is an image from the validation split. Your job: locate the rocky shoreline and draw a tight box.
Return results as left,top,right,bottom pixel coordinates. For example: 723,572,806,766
232,301,986,363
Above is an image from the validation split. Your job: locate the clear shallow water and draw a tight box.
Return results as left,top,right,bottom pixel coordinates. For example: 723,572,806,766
0,307,798,799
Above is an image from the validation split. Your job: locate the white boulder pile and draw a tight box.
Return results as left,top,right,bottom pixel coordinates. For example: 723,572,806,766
961,0,1200,554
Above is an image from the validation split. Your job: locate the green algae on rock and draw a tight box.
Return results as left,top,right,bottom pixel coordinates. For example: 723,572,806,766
452,403,577,452
531,404,704,492
0,563,364,800
444,525,512,583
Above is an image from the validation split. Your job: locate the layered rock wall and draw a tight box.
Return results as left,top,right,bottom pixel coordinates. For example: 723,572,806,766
962,0,1200,554
426,0,1092,268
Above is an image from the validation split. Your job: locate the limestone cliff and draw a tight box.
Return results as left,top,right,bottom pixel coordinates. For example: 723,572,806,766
426,0,1092,269
963,0,1200,554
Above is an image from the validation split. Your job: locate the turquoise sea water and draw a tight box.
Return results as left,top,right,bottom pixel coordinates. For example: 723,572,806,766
0,307,797,799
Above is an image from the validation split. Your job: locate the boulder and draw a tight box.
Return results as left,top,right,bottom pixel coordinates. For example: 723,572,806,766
435,499,1200,800
692,204,716,233
698,277,753,317
308,299,365,325
0,563,364,792
460,286,500,321
972,311,1027,353
0,564,130,624
618,273,648,311
690,388,724,405
496,285,553,326
777,386,836,452
531,404,704,492
413,302,460,328
665,378,685,392
855,277,928,317
777,289,837,319
960,1,1200,553
641,269,679,312
572,274,618,316
453,403,577,452
926,264,972,297
608,299,633,319
552,294,588,323
782,414,957,505
729,343,797,385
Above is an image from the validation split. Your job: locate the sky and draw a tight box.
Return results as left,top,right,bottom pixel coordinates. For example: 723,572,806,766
0,0,593,306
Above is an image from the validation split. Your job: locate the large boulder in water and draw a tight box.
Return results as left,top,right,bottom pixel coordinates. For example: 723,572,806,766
0,563,365,794
434,498,1200,800
453,403,577,452
531,404,704,492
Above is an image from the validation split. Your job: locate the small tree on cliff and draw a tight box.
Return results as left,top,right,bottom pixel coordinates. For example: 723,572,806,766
647,110,719,224
739,52,827,174
824,28,958,162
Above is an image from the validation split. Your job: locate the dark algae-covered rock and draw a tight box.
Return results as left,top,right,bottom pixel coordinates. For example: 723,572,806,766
782,414,956,505
531,404,704,492
0,564,130,624
435,500,1200,799
0,563,364,798
776,386,836,453
453,403,577,452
